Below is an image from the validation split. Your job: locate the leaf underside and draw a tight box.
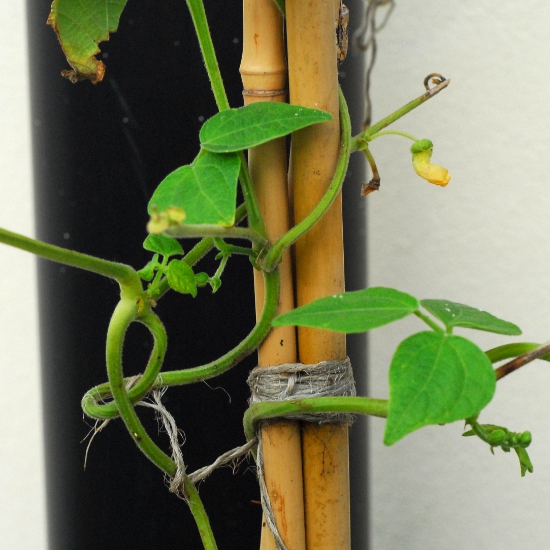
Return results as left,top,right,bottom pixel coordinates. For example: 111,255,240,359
148,152,241,227
420,299,521,335
384,331,496,446
200,102,332,153
273,287,419,333
48,0,129,83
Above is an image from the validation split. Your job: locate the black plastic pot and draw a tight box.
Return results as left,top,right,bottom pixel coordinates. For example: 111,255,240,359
27,0,367,548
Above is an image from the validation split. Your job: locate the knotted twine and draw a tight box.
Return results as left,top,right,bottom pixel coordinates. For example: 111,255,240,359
247,357,356,550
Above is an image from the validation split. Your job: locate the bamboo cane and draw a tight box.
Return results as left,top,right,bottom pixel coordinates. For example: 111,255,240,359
286,0,351,548
240,2,307,549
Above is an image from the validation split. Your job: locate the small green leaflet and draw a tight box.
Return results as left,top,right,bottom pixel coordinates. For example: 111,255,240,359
420,299,521,335
384,331,496,446
272,287,419,333
199,102,332,153
48,0,128,83
148,152,241,227
137,256,158,281
143,234,183,258
167,261,197,297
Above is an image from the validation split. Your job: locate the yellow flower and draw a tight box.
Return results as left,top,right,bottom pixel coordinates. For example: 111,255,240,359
411,139,450,187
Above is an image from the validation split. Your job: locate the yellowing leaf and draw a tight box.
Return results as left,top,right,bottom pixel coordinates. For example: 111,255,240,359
48,0,129,83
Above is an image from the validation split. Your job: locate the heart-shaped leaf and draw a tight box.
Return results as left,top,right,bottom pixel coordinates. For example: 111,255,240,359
384,331,496,446
167,260,197,297
200,102,332,153
420,299,521,335
48,0,129,83
272,287,419,333
143,234,184,258
148,152,241,227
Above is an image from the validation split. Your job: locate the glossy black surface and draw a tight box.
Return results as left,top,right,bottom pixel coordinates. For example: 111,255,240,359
27,0,367,548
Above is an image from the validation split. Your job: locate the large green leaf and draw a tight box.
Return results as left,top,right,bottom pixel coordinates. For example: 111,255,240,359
420,299,521,335
48,0,128,83
272,287,419,333
148,152,241,227
384,331,496,446
199,102,332,153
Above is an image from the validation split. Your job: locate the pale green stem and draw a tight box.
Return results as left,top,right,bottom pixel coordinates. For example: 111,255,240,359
262,87,351,271
351,79,450,149
0,226,142,298
184,0,266,238
244,396,388,443
414,310,444,333
185,0,229,111
368,130,418,142
105,299,218,549
82,268,281,419
163,223,266,246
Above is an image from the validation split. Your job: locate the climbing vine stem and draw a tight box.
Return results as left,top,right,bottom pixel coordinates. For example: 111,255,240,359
104,298,218,549
82,268,281,419
261,86,351,271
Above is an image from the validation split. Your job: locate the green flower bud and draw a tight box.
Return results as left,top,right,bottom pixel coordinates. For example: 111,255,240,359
195,272,209,287
519,431,532,447
487,429,506,446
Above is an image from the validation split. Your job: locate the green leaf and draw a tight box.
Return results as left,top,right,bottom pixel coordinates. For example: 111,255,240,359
272,287,419,333
137,257,158,281
148,152,241,227
143,234,184,258
167,260,197,297
200,102,332,153
384,331,496,445
47,0,128,83
420,299,521,335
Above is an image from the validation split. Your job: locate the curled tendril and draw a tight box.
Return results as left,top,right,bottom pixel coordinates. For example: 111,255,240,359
424,73,447,91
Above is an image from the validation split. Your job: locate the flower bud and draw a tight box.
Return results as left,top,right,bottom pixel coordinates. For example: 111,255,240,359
411,139,451,187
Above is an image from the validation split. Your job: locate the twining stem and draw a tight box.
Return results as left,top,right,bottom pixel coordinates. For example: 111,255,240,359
0,226,142,298
243,397,389,442
83,306,168,420
82,269,281,419
261,87,351,272
105,299,219,550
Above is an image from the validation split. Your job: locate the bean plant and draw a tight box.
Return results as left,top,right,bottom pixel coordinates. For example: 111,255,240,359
2,0,547,548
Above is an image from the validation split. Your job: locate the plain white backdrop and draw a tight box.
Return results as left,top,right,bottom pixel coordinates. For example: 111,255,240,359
367,1,550,549
0,2,45,549
2,1,550,549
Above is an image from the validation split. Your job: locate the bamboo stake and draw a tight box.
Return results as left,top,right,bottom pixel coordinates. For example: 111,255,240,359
240,2,307,549
286,0,351,548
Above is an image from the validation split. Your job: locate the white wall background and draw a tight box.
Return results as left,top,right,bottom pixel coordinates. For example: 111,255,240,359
367,1,550,549
0,2,45,549
2,1,550,549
